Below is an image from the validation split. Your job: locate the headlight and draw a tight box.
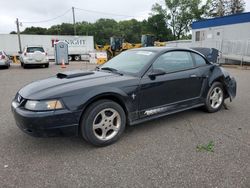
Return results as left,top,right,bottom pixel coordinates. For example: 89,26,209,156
24,100,63,111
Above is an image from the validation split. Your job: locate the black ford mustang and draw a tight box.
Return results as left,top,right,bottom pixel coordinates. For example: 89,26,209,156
11,47,236,146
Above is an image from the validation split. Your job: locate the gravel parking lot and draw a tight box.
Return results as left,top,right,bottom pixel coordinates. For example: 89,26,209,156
0,62,250,188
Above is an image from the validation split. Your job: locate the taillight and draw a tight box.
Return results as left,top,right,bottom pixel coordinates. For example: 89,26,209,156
45,52,48,56
24,52,27,56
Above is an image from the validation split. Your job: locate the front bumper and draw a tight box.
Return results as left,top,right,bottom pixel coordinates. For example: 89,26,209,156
11,101,81,137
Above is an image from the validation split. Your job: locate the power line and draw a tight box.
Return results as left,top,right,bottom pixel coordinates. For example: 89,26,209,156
19,7,144,25
21,8,71,24
74,7,135,18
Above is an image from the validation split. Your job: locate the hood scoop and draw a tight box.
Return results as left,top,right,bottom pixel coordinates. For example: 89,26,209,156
57,70,94,79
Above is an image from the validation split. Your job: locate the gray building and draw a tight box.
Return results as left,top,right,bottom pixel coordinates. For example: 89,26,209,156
192,12,250,63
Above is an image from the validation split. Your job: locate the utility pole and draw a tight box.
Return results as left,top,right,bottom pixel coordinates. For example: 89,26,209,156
16,18,22,53
72,7,76,36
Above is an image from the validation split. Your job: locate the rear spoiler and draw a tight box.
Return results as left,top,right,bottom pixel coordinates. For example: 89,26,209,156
191,47,219,64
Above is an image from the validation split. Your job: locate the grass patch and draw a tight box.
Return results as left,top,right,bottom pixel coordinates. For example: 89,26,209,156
196,141,214,152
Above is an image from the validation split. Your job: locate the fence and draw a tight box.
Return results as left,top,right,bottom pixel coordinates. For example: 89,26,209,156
186,39,250,63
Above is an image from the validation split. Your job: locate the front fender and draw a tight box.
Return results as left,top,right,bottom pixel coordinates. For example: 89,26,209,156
61,85,139,120
80,86,132,111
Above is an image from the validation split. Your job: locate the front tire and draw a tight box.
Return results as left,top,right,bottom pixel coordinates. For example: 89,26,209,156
81,100,126,146
205,82,225,113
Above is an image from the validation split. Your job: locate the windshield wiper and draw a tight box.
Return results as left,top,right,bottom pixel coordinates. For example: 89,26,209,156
100,67,123,75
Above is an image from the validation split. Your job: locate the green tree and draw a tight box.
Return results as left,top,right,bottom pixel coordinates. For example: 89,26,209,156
143,14,173,41
207,0,245,17
152,0,209,40
46,25,62,35
208,0,228,17
58,23,74,35
227,0,245,14
92,19,119,44
118,19,142,43
21,26,47,35
76,21,93,36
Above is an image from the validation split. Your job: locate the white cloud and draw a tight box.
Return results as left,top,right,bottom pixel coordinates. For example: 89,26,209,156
0,0,249,34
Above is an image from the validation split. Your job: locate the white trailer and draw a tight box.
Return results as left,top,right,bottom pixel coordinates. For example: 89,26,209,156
0,34,94,60
192,12,250,63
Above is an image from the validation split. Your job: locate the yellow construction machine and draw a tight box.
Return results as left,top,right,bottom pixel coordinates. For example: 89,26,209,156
95,34,166,64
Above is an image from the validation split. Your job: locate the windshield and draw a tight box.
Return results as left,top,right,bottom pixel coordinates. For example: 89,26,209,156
101,50,156,75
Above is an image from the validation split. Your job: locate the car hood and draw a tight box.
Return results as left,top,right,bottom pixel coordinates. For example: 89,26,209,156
19,70,135,100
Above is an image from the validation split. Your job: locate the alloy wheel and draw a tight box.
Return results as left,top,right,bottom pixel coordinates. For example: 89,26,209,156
209,87,223,109
92,108,121,141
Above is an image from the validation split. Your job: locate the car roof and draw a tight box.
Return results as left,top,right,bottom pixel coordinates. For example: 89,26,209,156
130,47,208,59
131,47,199,53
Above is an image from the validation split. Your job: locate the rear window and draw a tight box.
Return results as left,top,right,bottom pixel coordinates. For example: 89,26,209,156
26,47,44,53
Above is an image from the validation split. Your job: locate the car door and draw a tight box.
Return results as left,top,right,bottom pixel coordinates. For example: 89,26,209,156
138,50,204,118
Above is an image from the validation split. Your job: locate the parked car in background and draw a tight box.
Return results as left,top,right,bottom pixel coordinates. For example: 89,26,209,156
0,51,11,68
11,47,237,146
19,46,49,68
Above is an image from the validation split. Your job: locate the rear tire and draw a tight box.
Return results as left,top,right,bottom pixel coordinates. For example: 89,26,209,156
204,82,225,113
45,63,49,68
80,100,126,146
23,63,27,69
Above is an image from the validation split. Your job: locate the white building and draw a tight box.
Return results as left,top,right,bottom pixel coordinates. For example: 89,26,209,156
192,12,250,63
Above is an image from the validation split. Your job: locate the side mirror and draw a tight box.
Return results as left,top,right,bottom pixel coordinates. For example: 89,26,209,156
148,68,166,79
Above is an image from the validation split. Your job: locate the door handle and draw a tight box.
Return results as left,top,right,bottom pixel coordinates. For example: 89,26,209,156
190,74,197,78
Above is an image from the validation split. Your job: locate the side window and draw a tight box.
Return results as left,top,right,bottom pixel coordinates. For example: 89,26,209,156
192,53,207,67
153,51,194,73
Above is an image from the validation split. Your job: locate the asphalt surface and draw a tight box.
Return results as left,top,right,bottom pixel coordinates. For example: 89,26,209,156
0,62,250,188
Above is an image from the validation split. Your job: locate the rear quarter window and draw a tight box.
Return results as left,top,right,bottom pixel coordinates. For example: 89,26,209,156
27,47,45,53
193,53,207,67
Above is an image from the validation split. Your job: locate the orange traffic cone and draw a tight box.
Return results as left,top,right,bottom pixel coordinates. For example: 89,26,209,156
61,59,66,68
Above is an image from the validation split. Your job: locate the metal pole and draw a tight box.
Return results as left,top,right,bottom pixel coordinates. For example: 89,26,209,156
16,18,22,53
72,7,76,36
